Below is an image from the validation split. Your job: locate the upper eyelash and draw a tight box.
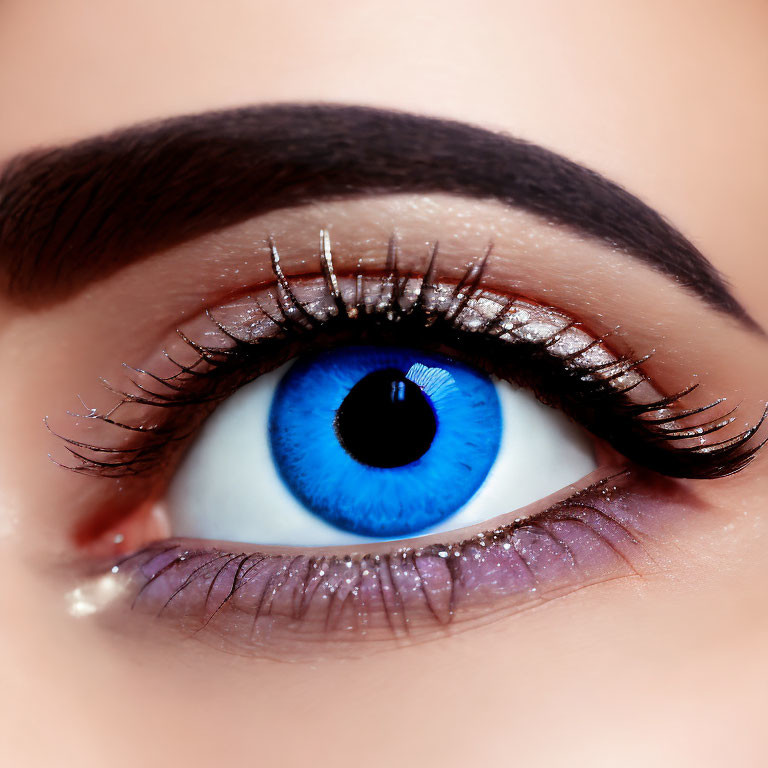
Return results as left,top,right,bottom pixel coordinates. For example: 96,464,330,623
50,231,767,481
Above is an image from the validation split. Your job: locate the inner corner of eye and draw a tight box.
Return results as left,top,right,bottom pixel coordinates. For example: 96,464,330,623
76,494,173,559
161,343,599,549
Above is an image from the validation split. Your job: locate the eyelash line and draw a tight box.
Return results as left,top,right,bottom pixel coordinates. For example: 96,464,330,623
113,471,650,638
50,230,768,482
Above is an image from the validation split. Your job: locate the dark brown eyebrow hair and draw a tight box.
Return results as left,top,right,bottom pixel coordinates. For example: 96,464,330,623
0,103,756,328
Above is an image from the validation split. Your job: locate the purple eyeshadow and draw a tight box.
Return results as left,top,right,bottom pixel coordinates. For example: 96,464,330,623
108,471,680,657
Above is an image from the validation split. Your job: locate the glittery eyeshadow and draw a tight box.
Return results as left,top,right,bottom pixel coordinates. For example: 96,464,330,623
216,275,648,400
57,247,765,484
95,470,681,659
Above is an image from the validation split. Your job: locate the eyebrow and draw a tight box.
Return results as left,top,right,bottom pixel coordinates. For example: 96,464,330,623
0,103,755,327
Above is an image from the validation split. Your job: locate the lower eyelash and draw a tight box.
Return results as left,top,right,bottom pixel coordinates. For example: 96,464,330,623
103,471,666,657
52,232,767,483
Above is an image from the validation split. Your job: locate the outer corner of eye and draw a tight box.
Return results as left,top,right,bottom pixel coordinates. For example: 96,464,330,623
164,344,599,547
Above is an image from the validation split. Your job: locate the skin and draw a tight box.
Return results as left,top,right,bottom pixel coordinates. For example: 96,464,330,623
1,1,767,766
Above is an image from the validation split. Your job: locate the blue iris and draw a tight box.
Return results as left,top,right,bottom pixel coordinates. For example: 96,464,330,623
269,346,502,537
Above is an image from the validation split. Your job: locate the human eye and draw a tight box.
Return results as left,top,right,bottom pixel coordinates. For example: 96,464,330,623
8,105,766,660
161,250,599,546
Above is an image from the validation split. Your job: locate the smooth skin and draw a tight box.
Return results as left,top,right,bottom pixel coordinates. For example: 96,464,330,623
0,2,767,766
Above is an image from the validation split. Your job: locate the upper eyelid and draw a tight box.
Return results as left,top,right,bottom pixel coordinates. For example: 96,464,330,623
0,103,756,332
49,239,768,489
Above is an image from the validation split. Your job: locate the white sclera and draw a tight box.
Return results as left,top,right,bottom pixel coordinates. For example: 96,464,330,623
166,365,598,546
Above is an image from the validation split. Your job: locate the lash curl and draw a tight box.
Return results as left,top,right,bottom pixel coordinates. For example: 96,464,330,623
50,231,767,481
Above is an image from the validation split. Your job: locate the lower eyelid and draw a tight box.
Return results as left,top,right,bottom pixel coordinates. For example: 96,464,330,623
86,468,681,659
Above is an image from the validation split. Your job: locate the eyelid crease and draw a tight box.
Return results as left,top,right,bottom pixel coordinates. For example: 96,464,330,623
50,232,767,496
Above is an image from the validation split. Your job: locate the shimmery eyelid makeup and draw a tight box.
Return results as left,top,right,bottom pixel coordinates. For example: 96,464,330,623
88,469,684,659
54,233,766,491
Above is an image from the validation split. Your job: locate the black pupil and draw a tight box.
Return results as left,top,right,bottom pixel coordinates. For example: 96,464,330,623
335,368,437,468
